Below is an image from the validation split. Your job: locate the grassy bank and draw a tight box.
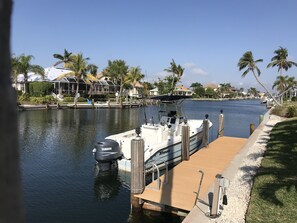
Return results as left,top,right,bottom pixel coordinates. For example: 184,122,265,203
246,118,297,223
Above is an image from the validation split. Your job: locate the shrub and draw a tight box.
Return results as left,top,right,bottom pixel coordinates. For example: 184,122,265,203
287,105,297,118
77,97,86,102
271,105,287,117
29,82,54,97
292,96,297,102
63,97,74,102
44,95,57,104
18,93,30,103
30,97,45,104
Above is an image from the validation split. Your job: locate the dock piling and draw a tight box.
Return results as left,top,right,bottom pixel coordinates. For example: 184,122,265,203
130,128,145,212
259,115,263,124
202,114,209,147
250,123,255,135
181,124,190,161
218,110,224,137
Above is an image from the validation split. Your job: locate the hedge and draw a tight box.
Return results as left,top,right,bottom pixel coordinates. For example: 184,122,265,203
29,82,54,97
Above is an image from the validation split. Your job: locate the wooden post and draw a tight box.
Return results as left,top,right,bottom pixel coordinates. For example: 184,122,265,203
218,109,224,137
250,123,255,135
131,128,144,212
181,124,190,161
202,114,209,147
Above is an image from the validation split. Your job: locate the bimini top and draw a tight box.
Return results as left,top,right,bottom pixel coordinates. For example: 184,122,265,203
151,94,191,103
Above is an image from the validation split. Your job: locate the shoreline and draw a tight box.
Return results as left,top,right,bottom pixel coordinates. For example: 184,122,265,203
18,98,262,111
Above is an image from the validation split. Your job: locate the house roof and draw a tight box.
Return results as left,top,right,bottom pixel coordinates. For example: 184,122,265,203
203,83,218,89
174,86,192,92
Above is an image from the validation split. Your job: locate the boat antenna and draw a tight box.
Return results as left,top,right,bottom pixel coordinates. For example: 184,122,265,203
143,70,148,125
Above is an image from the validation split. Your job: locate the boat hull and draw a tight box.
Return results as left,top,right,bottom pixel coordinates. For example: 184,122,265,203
117,131,203,172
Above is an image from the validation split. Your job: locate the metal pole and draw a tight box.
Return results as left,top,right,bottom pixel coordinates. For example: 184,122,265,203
218,110,224,137
202,114,209,147
181,124,190,161
130,128,144,212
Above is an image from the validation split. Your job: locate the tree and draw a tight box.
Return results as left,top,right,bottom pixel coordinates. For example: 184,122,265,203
53,49,73,67
190,82,205,97
190,82,203,89
272,75,289,103
205,87,217,98
17,54,44,93
164,59,184,93
103,59,129,103
267,47,297,76
126,66,144,87
247,87,259,97
218,83,232,98
86,63,98,97
142,81,154,97
238,51,280,105
0,0,25,222
11,54,21,88
65,53,92,102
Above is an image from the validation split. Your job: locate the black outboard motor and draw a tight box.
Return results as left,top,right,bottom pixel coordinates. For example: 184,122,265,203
93,139,122,171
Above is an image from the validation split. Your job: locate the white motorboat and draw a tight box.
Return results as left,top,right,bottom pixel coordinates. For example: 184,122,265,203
92,95,212,172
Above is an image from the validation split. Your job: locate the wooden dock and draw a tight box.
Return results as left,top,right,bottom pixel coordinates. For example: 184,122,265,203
135,136,247,212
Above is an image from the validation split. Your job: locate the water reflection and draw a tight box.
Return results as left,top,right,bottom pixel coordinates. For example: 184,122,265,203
93,165,121,201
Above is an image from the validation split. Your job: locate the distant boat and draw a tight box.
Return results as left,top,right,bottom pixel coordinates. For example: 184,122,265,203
92,95,212,172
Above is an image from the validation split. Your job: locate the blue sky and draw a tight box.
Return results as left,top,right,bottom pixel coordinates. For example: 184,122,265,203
12,0,297,91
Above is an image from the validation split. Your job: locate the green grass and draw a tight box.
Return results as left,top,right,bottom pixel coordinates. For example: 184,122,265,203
246,118,297,223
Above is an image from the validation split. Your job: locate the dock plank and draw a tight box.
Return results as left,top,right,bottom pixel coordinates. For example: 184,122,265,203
135,136,247,211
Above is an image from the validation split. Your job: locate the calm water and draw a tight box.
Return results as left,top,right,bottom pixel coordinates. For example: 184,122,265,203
19,99,266,223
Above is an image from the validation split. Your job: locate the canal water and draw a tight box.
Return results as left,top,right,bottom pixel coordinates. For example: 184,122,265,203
19,99,266,223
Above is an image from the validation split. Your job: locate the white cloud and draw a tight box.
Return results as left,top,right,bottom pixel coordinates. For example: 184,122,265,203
183,62,208,76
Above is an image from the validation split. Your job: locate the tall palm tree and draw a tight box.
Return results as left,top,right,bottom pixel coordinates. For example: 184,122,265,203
164,59,184,94
267,47,297,76
17,54,44,93
103,59,129,103
53,49,73,67
238,51,280,105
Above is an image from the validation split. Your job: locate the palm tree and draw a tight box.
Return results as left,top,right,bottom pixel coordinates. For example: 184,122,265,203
164,59,184,94
17,54,44,93
125,66,144,96
53,49,73,67
86,63,98,97
238,51,280,105
272,75,289,103
287,76,297,99
103,59,129,103
11,55,21,89
267,47,297,76
65,53,90,102
247,87,259,97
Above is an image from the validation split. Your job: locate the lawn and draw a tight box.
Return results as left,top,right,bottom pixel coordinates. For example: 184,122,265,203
246,118,297,223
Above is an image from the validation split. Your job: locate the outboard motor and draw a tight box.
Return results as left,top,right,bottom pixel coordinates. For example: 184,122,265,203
93,139,122,171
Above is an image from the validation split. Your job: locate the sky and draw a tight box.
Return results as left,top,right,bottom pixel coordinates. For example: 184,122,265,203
11,0,297,92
